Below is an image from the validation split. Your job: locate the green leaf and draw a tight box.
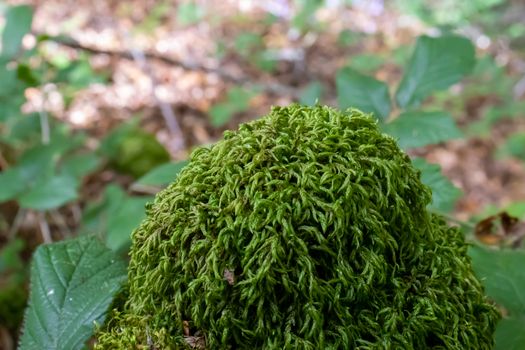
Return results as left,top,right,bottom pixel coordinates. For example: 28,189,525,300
16,63,39,86
234,32,263,57
470,245,525,315
494,317,525,350
0,238,24,273
299,81,323,106
18,235,127,350
0,65,24,98
18,175,78,210
177,2,204,26
106,196,151,251
0,167,26,202
1,5,33,58
80,185,152,252
135,161,188,187
210,87,254,127
349,53,385,73
382,111,462,149
336,67,391,121
497,132,525,161
60,153,101,179
395,35,475,108
412,157,462,212
470,245,525,349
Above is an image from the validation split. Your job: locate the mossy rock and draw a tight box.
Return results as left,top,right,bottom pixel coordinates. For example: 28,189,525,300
96,105,499,349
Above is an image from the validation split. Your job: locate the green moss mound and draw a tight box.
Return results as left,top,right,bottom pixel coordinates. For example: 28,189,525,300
96,105,499,349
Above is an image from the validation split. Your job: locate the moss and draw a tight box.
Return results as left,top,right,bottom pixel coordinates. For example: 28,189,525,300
96,105,499,349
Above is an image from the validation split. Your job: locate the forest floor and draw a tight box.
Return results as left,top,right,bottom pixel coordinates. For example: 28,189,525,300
20,0,525,219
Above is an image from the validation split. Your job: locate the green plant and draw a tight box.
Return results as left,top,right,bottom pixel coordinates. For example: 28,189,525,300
18,236,126,349
95,105,499,349
0,239,27,331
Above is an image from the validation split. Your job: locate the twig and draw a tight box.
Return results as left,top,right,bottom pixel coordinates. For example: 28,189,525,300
39,109,50,145
0,150,9,170
47,34,241,82
8,209,26,239
37,211,53,243
45,34,299,98
71,204,82,226
128,44,186,151
50,209,73,238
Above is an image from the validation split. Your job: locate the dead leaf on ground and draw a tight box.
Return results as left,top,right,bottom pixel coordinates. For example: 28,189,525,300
474,211,525,247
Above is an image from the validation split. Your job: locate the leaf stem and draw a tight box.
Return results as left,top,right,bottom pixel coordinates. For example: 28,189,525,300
37,211,52,243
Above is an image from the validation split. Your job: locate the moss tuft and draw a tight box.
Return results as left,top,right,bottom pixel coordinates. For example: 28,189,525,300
96,105,499,349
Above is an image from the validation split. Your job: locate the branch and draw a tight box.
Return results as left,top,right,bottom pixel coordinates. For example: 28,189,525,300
45,34,299,98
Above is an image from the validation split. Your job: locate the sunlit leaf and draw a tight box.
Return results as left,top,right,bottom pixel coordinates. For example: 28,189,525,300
210,87,255,127
135,161,188,187
106,196,151,251
336,67,391,121
412,157,462,213
395,35,475,108
299,81,324,106
382,111,462,149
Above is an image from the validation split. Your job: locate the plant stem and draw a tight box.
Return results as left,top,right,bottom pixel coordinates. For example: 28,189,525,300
38,211,52,243
8,209,26,239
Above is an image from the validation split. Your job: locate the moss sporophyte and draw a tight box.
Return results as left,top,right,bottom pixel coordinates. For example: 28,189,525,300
95,105,499,349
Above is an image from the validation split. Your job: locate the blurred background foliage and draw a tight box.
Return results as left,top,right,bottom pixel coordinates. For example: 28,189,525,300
1,0,525,348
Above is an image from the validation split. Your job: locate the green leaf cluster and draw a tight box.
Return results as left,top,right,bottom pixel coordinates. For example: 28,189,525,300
95,105,499,349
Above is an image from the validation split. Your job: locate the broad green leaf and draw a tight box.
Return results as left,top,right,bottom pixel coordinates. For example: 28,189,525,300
292,0,322,30
395,35,475,108
299,81,323,106
0,167,26,202
336,67,391,121
496,132,525,161
506,201,525,219
412,157,462,212
470,245,525,315
0,238,24,273
210,88,254,127
19,235,127,350
0,65,24,98
80,185,126,235
60,153,101,179
349,53,385,73
17,143,64,182
470,245,525,349
337,29,362,47
135,160,188,187
494,317,525,350
80,185,151,251
382,111,462,149
18,175,78,210
210,104,236,127
177,2,204,26
234,32,263,57
1,112,39,144
106,196,151,251
16,63,39,86
1,5,33,58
